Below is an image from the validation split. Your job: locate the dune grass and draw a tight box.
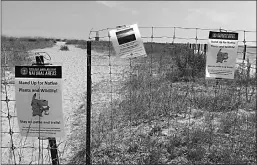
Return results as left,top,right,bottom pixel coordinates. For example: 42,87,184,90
1,36,55,68
1,35,56,93
2,36,255,164
65,39,87,45
68,41,256,164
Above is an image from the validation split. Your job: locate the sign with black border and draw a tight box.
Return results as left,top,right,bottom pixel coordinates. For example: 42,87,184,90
15,65,65,137
206,31,239,79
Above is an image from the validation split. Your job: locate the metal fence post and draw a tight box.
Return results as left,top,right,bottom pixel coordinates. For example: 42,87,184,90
34,54,59,165
255,43,257,164
48,138,59,165
95,31,99,41
86,41,92,165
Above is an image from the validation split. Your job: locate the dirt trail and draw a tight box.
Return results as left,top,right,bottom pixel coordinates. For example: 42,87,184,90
1,42,129,164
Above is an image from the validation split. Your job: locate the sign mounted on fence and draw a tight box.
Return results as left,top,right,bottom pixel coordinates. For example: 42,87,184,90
206,31,239,79
109,24,147,59
15,65,65,137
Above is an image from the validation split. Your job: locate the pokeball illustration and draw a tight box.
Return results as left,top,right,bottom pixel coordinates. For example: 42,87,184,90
31,93,50,117
216,48,228,63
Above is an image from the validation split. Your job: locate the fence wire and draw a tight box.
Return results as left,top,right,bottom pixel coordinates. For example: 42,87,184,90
1,26,257,165
1,49,67,165
86,26,256,164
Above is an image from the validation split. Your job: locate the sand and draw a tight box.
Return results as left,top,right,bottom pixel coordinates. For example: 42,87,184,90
1,41,129,164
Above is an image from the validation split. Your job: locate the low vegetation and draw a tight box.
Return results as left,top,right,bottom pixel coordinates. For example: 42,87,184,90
69,41,256,164
1,35,56,92
65,39,87,45
1,36,55,68
1,36,255,164
60,45,69,51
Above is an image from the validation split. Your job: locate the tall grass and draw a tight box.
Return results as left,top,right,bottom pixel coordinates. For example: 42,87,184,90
69,42,256,164
1,35,56,88
65,39,87,45
1,36,55,67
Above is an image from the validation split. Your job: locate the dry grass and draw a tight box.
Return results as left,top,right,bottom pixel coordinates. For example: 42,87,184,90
68,42,256,164
1,36,56,164
1,38,256,164
1,36,55,68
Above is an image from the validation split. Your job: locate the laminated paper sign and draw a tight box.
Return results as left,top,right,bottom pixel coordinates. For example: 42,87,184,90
206,31,239,79
109,24,147,59
15,65,65,137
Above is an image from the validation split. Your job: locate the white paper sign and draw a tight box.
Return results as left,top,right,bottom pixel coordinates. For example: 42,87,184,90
206,31,239,79
15,66,64,137
109,24,147,59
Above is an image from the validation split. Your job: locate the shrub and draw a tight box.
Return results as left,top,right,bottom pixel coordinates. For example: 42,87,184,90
218,112,237,134
173,45,206,80
28,38,37,42
187,146,206,163
234,59,256,86
60,45,69,51
207,147,232,164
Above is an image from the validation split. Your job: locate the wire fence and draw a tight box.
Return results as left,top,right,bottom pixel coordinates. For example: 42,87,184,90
1,49,59,165
1,26,257,165
84,26,257,164
1,48,71,165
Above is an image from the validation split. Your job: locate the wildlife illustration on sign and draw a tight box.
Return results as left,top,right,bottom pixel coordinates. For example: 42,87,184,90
15,65,65,137
206,31,238,79
31,93,50,117
216,48,228,63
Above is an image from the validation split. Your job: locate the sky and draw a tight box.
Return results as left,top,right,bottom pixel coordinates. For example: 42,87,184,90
1,1,256,45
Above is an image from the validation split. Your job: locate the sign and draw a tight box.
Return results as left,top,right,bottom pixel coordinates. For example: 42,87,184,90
15,65,65,137
206,31,239,79
109,24,147,59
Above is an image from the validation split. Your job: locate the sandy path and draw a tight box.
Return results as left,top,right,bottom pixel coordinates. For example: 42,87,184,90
1,42,129,164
